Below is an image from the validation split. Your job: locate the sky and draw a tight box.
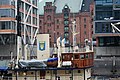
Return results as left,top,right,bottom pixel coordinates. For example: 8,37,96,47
39,0,43,2
38,0,83,15
38,0,55,15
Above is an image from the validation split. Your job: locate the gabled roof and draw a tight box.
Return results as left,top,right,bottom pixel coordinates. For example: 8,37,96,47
81,0,93,12
55,0,83,13
38,0,84,15
38,0,55,15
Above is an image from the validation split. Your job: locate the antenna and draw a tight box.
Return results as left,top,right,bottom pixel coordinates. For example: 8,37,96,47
56,37,62,67
71,20,79,52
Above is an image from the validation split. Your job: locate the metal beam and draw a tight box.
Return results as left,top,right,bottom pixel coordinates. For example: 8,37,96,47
0,35,5,45
111,23,120,33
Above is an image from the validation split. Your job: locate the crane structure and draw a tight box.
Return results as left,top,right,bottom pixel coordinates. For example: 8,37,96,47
111,23,120,33
15,0,39,68
71,20,79,52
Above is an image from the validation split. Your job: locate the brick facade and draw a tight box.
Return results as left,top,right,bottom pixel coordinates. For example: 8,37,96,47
39,2,94,47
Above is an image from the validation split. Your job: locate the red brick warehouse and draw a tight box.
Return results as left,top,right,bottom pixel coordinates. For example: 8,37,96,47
38,0,94,47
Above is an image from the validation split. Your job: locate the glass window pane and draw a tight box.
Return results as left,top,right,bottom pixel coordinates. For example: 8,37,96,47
86,54,89,58
80,54,84,59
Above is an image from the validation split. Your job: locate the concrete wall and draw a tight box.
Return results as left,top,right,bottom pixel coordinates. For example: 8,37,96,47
0,45,16,56
94,47,120,57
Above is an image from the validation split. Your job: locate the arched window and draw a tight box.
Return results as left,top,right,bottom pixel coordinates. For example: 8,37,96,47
47,15,51,20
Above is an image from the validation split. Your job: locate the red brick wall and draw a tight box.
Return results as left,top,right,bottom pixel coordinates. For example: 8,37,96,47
39,2,93,47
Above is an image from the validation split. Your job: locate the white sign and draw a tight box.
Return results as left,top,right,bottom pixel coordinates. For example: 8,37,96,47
37,34,50,60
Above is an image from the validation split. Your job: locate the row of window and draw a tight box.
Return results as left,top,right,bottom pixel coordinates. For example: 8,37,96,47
0,21,37,33
98,37,120,46
46,70,82,74
96,11,112,20
0,0,11,5
40,16,52,24
40,70,83,80
39,15,88,38
45,9,52,13
95,6,120,20
95,23,112,33
0,21,15,30
20,2,37,16
20,13,37,25
21,24,37,33
47,30,60,36
64,11,69,39
62,54,93,60
95,0,112,5
74,54,93,59
0,0,37,8
40,21,87,29
0,9,37,25
63,7,69,40
0,21,36,35
0,21,37,31
0,9,15,18
40,18,87,25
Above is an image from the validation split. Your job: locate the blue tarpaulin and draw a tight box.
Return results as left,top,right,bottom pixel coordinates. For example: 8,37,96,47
0,66,8,71
47,57,58,62
0,60,9,71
